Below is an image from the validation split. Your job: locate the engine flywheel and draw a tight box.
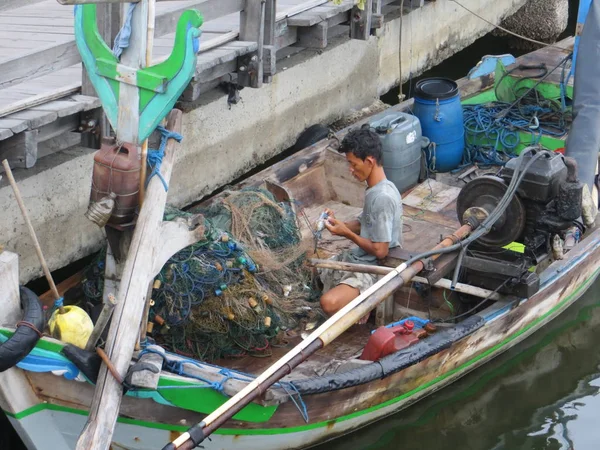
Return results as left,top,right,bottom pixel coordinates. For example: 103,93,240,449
456,175,526,248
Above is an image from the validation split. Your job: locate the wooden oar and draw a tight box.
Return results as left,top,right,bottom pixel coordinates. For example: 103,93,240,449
308,258,504,301
164,223,474,450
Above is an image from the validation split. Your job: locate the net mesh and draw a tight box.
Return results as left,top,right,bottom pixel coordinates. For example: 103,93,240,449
81,188,321,361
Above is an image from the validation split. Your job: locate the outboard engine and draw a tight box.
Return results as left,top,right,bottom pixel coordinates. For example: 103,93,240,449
455,149,583,297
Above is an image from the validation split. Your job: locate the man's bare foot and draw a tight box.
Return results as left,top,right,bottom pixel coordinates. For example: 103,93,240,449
357,312,370,325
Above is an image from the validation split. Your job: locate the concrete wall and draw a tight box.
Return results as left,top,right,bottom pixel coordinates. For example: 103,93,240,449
0,0,528,283
495,0,569,50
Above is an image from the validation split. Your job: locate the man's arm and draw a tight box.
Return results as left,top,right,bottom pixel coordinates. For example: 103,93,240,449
344,219,361,235
325,218,389,259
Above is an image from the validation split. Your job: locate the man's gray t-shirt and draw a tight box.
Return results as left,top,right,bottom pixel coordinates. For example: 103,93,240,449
349,179,403,263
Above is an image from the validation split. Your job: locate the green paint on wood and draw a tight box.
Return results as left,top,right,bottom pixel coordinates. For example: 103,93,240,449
156,378,277,422
74,5,203,143
75,4,120,128
138,9,203,111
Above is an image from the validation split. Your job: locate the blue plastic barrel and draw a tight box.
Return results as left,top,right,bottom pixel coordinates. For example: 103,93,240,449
413,78,465,172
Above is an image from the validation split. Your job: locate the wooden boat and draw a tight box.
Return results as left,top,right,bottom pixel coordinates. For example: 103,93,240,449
1,36,598,450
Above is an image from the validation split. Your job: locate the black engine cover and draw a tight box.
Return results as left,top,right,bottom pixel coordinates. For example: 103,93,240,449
501,151,567,203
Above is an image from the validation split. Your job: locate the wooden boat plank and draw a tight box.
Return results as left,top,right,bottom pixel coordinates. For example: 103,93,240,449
507,37,575,87
402,179,462,213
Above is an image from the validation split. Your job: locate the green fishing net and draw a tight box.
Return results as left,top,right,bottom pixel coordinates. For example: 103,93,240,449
81,188,322,361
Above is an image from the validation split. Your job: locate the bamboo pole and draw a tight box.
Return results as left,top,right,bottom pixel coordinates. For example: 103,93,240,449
308,259,505,301
2,160,65,313
166,224,473,450
138,0,155,204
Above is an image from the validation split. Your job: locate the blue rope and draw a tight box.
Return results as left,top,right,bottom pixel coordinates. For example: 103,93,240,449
146,125,183,191
139,347,310,419
461,100,566,168
112,3,137,60
55,297,64,308
280,382,309,423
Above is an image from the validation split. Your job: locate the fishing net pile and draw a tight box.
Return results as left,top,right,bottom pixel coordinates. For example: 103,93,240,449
81,188,321,361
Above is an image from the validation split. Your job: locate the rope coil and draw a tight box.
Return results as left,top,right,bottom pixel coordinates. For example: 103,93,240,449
146,125,183,191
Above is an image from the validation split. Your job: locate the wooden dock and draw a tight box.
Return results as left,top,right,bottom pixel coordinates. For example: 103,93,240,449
0,0,415,170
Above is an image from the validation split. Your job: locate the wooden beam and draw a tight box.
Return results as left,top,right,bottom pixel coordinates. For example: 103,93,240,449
76,109,183,450
0,130,38,169
181,41,258,102
297,21,328,49
0,252,20,328
263,0,276,83
82,2,120,149
238,0,266,88
350,0,373,40
287,0,354,27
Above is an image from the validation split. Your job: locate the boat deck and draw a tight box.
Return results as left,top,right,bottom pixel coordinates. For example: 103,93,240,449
218,147,465,379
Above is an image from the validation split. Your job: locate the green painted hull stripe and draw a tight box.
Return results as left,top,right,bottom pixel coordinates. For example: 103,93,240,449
5,265,598,437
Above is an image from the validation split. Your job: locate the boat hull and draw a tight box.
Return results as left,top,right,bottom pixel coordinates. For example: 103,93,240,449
2,227,599,450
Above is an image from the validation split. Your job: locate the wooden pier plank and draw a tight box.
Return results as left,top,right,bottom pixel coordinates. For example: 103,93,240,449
287,0,355,27
0,119,29,134
0,0,343,131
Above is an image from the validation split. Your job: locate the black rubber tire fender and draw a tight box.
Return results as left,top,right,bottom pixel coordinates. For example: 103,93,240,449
0,287,44,372
292,124,331,151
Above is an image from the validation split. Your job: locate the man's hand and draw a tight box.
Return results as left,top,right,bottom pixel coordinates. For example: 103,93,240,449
324,216,351,238
324,208,335,219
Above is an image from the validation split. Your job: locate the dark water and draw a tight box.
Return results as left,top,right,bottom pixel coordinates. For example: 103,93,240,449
315,279,600,450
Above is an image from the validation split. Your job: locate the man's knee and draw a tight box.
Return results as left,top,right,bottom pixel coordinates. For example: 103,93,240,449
320,290,340,316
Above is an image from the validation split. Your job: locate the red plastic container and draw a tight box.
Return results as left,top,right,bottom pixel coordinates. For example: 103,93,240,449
90,140,141,225
360,321,420,361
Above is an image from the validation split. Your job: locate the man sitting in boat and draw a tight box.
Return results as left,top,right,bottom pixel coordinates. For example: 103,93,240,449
319,126,403,322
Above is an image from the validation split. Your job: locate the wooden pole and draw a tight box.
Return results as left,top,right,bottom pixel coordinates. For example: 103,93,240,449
84,293,117,352
1,159,64,313
81,2,121,148
308,258,505,301
139,0,156,204
166,224,474,450
76,109,183,450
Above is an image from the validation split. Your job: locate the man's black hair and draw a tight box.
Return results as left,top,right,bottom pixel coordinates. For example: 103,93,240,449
338,125,383,164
